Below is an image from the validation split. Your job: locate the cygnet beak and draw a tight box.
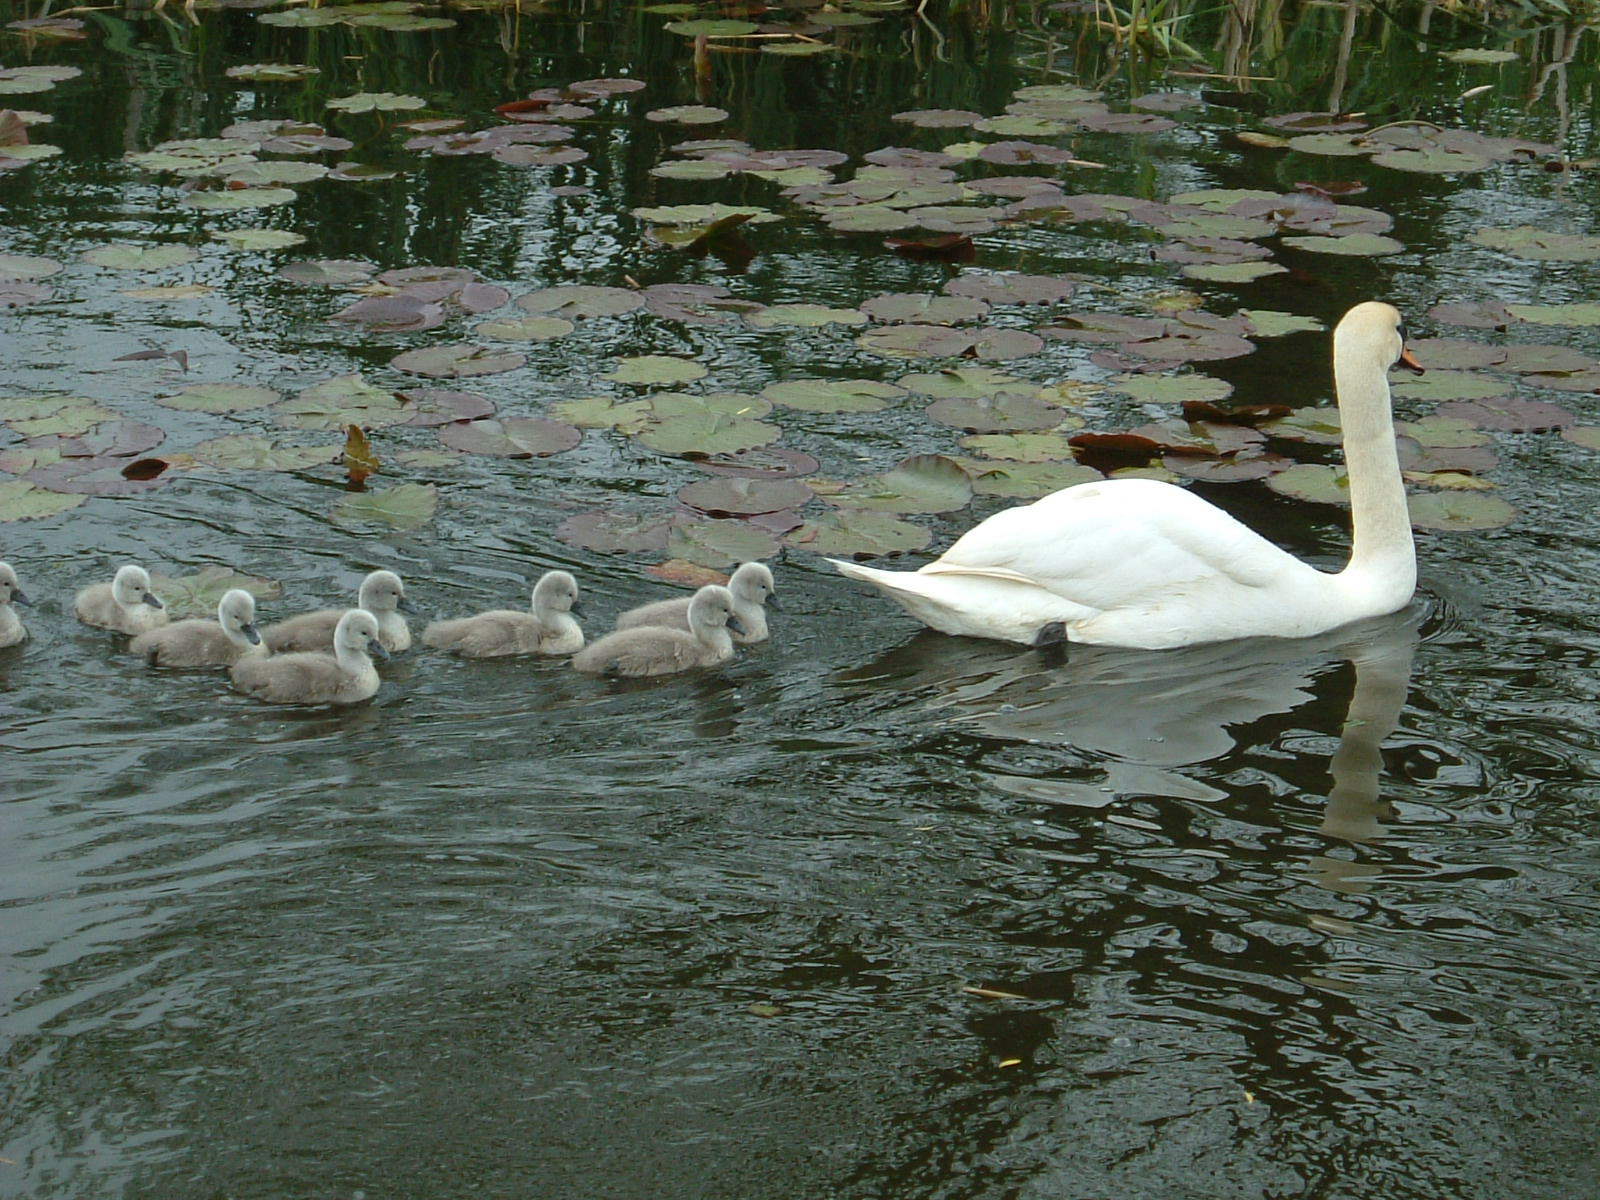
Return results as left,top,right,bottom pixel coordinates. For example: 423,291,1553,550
144,593,165,609
369,638,391,660
1398,347,1425,375
241,623,261,646
396,595,416,614
765,593,781,611
569,600,585,617
727,614,747,637
11,588,30,607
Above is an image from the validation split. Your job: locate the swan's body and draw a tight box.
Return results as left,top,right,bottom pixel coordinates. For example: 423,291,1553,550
0,562,31,649
231,609,387,705
614,561,776,645
74,564,168,635
832,302,1420,649
573,585,742,677
262,569,412,653
422,570,584,657
130,588,265,668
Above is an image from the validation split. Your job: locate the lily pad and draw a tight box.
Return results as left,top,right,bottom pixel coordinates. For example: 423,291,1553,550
211,229,308,251
390,344,527,378
1182,262,1289,283
332,483,438,531
665,519,781,568
605,355,708,385
859,293,989,325
1506,303,1600,326
327,92,427,113
515,285,645,319
0,478,85,521
1560,426,1600,451
147,566,282,619
82,243,198,270
1406,490,1516,530
678,476,814,516
192,435,337,471
556,509,676,553
645,106,729,125
1371,148,1489,174
761,379,904,413
663,18,759,35
636,397,781,457
897,367,1022,398
1442,48,1518,64
279,259,377,286
182,188,297,212
926,391,1067,432
944,273,1075,305
0,253,62,279
1109,373,1234,404
1471,226,1600,261
831,454,973,513
961,459,1102,497
396,389,496,426
437,417,582,457
745,304,868,330
960,430,1084,461
474,315,575,341
158,383,280,413
2,396,120,438
549,395,654,434
276,375,406,430
786,508,931,558
1281,233,1405,256
1266,463,1350,504
1392,371,1511,402
1435,398,1573,431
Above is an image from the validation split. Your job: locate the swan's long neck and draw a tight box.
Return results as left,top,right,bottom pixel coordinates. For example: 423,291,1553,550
1336,344,1415,605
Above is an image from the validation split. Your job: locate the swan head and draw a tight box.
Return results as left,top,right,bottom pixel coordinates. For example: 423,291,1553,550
335,608,389,660
533,570,580,615
357,570,410,615
112,565,163,610
1336,302,1423,376
689,584,745,637
0,561,28,608
728,561,778,610
217,588,261,646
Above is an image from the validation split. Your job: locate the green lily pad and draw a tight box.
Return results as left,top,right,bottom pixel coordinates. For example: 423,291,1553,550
390,344,527,378
332,483,438,531
630,203,777,227
347,11,455,29
1109,373,1235,404
959,430,1084,461
821,206,918,234
1506,302,1600,326
745,304,868,330
210,229,308,251
474,315,575,341
1441,48,1518,63
1471,226,1600,261
225,161,329,186
663,18,759,35
651,159,734,181
327,92,427,113
515,285,645,319
1406,490,1516,530
147,566,282,619
192,435,338,471
1435,397,1572,431
665,519,781,568
182,188,298,212
159,383,281,413
1285,132,1372,156
645,106,729,125
761,379,903,412
1,395,120,437
1182,262,1289,283
637,396,781,456
831,454,973,513
556,509,676,553
436,417,582,457
605,355,708,385
549,395,654,434
678,475,814,516
897,367,1022,398
226,63,322,82
1241,310,1325,337
0,478,85,521
859,293,989,324
944,274,1075,305
82,243,198,270
960,459,1101,498
276,375,406,430
786,509,931,558
1281,233,1405,256
1393,416,1491,448
1266,463,1350,504
0,253,63,279
1392,371,1511,402
926,391,1067,432
1560,426,1600,451
1370,148,1489,174
1266,406,1343,444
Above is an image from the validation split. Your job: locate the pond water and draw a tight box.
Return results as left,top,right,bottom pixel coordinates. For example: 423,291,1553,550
5,2,1600,1196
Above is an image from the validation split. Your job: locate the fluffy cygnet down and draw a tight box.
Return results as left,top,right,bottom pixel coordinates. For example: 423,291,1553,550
262,569,412,653
74,564,168,635
422,570,584,657
0,561,31,649
231,609,388,706
613,561,776,645
130,588,265,669
573,585,744,677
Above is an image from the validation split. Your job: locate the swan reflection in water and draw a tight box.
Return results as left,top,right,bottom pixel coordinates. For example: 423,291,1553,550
842,609,1421,891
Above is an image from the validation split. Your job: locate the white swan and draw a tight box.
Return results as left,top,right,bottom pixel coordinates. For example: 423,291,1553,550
0,561,30,649
831,301,1421,649
231,609,387,705
74,564,169,635
573,584,743,676
614,561,777,644
422,570,584,657
262,569,412,653
130,588,266,668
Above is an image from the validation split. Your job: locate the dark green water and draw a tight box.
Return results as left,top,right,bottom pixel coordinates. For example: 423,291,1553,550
5,2,1600,1196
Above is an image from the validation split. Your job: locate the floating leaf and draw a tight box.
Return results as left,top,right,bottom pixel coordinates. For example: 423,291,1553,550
1240,310,1325,337
960,430,1084,461
926,391,1067,432
556,509,675,553
761,379,903,412
787,509,930,558
636,396,780,456
1435,398,1572,431
549,395,654,433
211,228,307,251
327,92,427,114
679,476,813,516
1560,426,1600,451
832,454,974,513
1266,462,1350,504
1370,148,1489,174
82,243,198,270
1471,226,1600,261
691,447,819,478
276,375,406,430
226,161,329,186
663,18,759,35
1,395,120,437
961,459,1101,497
332,483,438,530
1182,262,1289,283
1506,302,1600,326
605,355,707,385
0,252,62,279
279,259,377,286
390,344,526,378
148,566,282,618
437,417,582,457
1406,490,1516,530
158,383,280,413
645,105,729,125
0,478,85,521
343,423,379,484
1442,48,1519,64
192,435,337,471
396,389,496,426
1394,416,1491,448
665,519,780,568
1281,233,1405,256
226,63,321,82
182,188,297,212
1392,371,1511,402
515,285,644,319
474,314,575,341
859,293,988,325
1109,373,1234,404
746,304,867,330
944,274,1074,305
898,367,1022,398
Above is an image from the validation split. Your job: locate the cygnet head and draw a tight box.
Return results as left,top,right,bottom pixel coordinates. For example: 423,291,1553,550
0,561,29,608
357,570,410,615
335,608,390,660
533,570,580,615
112,565,163,611
689,584,745,638
728,561,777,609
217,588,262,646
1336,302,1422,376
